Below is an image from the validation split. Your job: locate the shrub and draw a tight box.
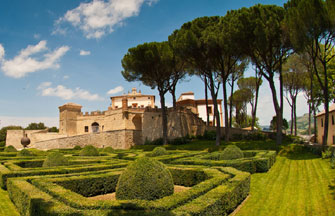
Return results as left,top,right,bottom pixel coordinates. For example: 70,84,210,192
17,149,34,157
102,146,114,153
0,141,5,148
219,145,244,160
151,147,168,157
79,145,99,156
43,152,69,167
4,145,17,152
152,138,164,145
116,157,174,200
322,147,333,159
168,136,191,145
73,145,82,150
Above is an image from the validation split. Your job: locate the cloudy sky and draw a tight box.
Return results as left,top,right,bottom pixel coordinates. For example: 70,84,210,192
0,0,309,128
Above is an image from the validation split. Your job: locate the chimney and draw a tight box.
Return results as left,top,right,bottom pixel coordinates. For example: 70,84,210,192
122,97,128,111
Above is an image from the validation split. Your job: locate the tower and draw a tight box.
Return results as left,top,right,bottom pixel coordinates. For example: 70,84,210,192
59,103,82,136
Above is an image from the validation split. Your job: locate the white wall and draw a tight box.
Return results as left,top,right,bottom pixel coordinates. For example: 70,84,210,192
197,104,222,126
113,96,153,108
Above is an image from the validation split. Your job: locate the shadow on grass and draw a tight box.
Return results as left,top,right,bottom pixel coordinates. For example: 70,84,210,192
278,144,321,160
329,179,335,200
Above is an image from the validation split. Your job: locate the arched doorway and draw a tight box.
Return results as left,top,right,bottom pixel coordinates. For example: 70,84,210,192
132,114,142,130
91,122,100,133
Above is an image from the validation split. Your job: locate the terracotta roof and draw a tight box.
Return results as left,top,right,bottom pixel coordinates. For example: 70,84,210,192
180,91,194,95
316,104,335,117
61,102,82,107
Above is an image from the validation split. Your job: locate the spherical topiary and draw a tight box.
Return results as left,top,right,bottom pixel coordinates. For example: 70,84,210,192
150,146,168,157
43,152,69,167
102,146,114,153
4,145,17,152
73,145,82,150
17,149,34,157
79,145,99,156
116,157,174,201
218,145,244,160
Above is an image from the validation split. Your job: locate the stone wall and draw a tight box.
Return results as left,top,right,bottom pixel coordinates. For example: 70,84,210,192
6,130,67,150
30,130,141,150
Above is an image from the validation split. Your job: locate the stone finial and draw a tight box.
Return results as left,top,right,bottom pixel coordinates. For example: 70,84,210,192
21,130,31,148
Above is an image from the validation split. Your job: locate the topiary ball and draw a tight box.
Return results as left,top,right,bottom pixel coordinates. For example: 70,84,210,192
79,145,99,156
43,152,69,167
102,146,114,153
219,145,244,160
150,146,167,157
73,145,82,150
116,157,174,201
4,145,17,152
17,149,34,157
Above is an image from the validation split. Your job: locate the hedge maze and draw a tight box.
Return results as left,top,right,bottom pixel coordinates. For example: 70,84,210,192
0,147,276,216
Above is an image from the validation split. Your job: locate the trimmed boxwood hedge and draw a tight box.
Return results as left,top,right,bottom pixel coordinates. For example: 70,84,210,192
7,166,249,215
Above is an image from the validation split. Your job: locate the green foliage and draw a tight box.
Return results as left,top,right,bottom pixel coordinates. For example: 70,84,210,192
43,152,69,167
150,146,168,157
197,130,217,140
102,146,114,153
73,145,82,150
17,149,34,157
47,127,59,132
116,157,174,200
0,141,5,147
79,145,99,156
4,145,17,152
25,122,46,130
270,116,289,131
168,136,191,145
219,145,244,160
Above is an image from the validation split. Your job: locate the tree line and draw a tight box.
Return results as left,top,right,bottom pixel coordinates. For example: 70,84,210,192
121,0,335,147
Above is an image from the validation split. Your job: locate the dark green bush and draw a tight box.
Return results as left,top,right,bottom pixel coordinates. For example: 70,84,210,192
218,145,244,160
102,146,114,153
152,138,164,145
79,145,99,156
150,147,168,157
73,145,82,150
0,141,5,147
43,152,69,167
17,149,34,157
116,157,174,200
322,147,333,159
168,136,191,145
4,145,17,152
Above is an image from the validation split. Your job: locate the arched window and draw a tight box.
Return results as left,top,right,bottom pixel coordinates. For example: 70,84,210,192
91,122,100,133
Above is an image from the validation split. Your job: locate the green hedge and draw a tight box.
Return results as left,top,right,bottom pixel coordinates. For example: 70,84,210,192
6,166,250,215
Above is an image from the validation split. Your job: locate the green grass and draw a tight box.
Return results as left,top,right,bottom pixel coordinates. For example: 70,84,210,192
0,187,19,216
236,151,335,216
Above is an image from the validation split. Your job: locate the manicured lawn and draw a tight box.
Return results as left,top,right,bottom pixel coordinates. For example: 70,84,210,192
0,187,19,216
236,152,335,216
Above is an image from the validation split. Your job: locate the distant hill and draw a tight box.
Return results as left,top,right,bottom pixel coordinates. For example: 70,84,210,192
288,113,315,135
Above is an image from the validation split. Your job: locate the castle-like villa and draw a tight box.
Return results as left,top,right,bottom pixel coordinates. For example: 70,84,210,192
7,88,216,150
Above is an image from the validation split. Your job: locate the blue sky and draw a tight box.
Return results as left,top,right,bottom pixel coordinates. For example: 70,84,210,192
0,0,308,127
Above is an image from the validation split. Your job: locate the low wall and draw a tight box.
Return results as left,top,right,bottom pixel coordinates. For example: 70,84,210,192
30,130,141,150
6,130,67,150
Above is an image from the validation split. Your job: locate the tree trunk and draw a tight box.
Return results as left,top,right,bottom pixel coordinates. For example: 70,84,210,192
308,102,311,136
252,80,260,131
208,76,221,146
322,63,329,146
229,79,234,128
159,90,168,145
293,96,297,136
268,78,283,146
170,85,177,109
290,102,293,135
223,82,230,142
204,77,210,126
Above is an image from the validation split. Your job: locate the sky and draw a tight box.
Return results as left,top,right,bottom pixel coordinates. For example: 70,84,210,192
0,0,310,128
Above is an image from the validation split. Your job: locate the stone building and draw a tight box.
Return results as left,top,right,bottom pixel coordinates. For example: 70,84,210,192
316,104,335,145
176,91,223,126
6,88,206,150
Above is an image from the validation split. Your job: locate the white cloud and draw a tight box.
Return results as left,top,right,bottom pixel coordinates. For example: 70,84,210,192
0,116,59,128
0,41,70,78
38,82,103,101
55,0,158,39
63,75,70,79
79,50,91,56
107,86,124,95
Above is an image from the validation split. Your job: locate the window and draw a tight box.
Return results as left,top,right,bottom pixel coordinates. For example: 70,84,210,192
102,126,104,131
333,136,335,144
321,118,324,127
141,105,144,108
148,97,150,99
84,126,89,132
115,106,118,108
133,97,136,100
332,115,334,125
132,103,138,108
